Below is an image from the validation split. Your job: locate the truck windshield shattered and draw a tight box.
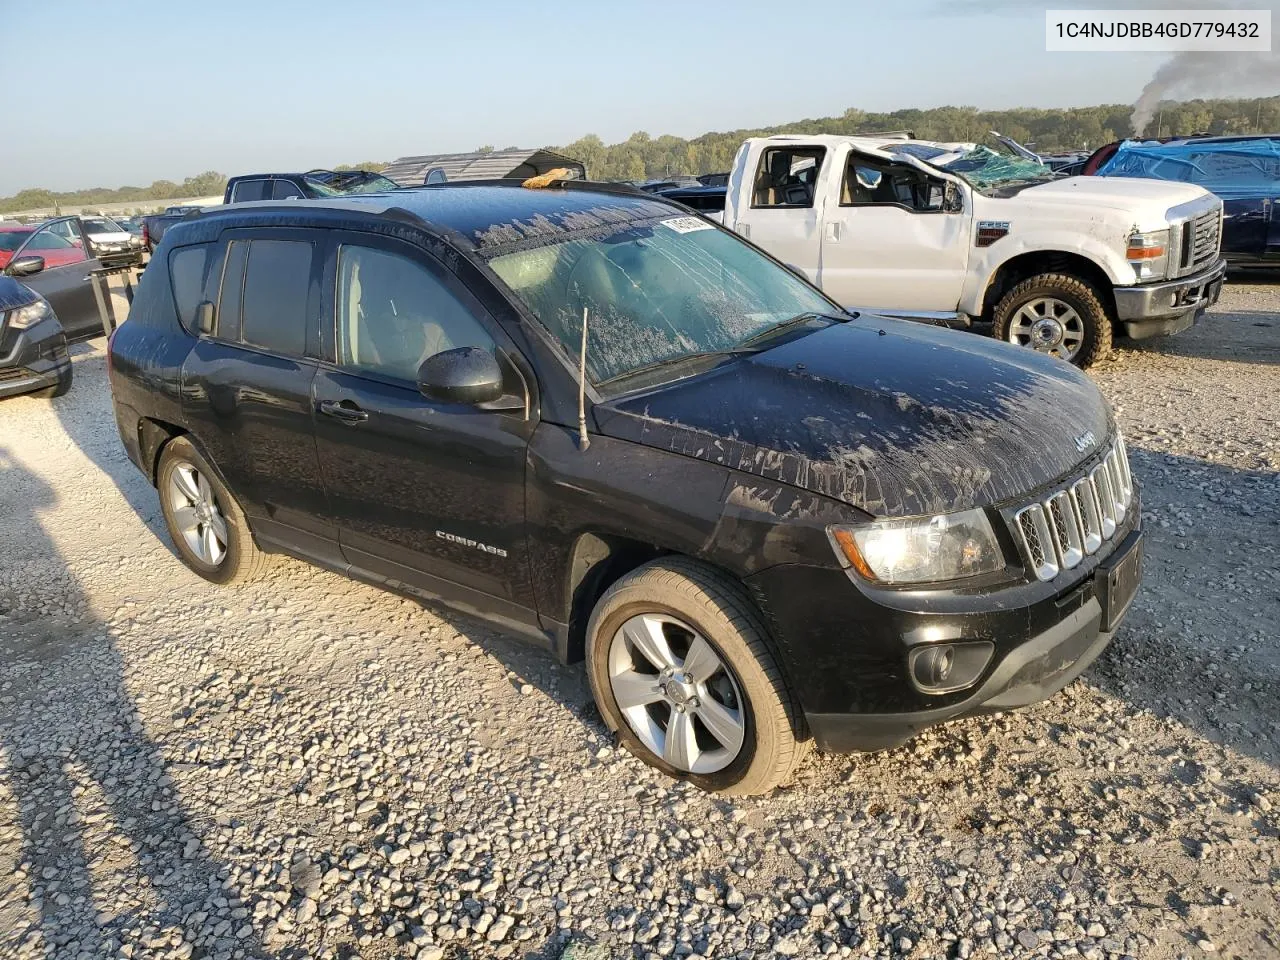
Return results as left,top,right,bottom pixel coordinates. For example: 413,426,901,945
936,145,1059,193
488,216,838,387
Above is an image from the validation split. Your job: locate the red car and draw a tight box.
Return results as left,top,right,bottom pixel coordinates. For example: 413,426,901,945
0,222,89,271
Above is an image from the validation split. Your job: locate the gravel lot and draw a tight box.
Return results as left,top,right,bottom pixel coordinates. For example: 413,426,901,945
0,282,1277,960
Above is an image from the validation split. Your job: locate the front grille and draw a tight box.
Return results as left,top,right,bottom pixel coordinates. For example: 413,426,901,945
1175,205,1222,275
1013,435,1133,582
0,367,30,383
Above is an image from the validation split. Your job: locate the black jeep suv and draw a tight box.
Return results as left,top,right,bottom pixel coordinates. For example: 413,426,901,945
108,181,1142,795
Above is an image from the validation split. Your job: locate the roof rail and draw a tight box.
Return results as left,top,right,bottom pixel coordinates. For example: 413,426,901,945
406,177,651,198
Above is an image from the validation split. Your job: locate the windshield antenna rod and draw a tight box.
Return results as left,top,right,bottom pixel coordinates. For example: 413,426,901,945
577,306,591,452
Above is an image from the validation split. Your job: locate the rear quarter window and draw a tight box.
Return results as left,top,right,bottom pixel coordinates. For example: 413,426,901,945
168,243,212,334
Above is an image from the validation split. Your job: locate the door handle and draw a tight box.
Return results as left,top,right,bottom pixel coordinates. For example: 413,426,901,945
825,221,842,241
318,399,369,423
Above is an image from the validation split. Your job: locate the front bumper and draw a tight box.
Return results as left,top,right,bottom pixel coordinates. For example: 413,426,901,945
0,318,71,399
747,515,1142,754
1113,258,1226,338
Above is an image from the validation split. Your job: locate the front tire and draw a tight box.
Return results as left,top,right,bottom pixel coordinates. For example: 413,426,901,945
157,436,273,585
992,272,1112,368
586,558,807,795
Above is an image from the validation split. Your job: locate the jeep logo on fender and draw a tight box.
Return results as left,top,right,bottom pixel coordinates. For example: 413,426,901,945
435,530,508,557
1074,431,1097,453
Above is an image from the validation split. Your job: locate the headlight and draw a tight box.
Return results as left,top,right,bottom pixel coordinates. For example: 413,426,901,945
828,508,1004,585
6,299,54,330
1126,229,1170,281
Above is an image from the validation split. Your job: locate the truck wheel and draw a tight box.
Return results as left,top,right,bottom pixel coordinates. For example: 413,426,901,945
157,436,274,585
992,273,1112,367
585,558,808,796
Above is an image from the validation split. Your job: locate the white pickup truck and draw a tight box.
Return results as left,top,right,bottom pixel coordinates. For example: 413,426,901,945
716,134,1227,367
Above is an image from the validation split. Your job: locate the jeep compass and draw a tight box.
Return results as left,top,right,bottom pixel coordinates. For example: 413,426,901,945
108,181,1142,795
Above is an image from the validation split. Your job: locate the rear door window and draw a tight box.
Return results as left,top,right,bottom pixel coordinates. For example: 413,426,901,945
216,240,249,341
230,179,269,203
169,243,212,333
752,147,826,208
272,179,305,200
240,239,312,356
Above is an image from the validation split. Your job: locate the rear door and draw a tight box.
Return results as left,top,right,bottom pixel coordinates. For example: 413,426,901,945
1220,198,1267,261
12,219,105,339
730,145,828,282
180,230,341,564
818,150,972,311
311,232,537,620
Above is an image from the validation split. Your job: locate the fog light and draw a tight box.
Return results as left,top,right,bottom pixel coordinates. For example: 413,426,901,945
908,641,994,695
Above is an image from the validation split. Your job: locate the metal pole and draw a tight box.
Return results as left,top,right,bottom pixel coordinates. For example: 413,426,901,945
89,271,113,338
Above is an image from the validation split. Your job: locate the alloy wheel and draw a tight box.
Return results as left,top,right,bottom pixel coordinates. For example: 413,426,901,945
167,462,228,566
607,613,747,774
1006,297,1085,361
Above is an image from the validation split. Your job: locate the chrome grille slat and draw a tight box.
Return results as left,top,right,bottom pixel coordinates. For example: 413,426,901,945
1047,491,1083,569
1013,436,1133,581
1091,464,1117,538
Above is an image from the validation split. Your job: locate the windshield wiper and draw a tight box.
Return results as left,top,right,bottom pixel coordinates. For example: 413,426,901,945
738,312,843,348
599,347,760,386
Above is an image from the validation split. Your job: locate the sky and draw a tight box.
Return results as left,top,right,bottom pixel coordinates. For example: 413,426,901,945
1,0,1276,196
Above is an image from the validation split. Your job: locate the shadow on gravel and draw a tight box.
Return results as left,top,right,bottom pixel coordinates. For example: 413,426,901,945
0,446,277,959
53,347,172,549
1090,446,1280,770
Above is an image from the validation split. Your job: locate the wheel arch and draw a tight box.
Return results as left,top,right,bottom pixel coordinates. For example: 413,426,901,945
560,532,668,663
137,417,185,486
977,251,1118,325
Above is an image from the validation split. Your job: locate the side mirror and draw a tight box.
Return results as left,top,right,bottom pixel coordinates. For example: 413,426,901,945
195,300,215,335
6,255,45,277
943,182,964,214
417,346,505,405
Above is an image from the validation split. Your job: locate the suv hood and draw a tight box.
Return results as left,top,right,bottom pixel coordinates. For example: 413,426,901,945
595,318,1112,518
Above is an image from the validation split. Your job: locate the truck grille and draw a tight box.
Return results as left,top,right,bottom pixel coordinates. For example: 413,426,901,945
1013,436,1133,582
1180,207,1221,273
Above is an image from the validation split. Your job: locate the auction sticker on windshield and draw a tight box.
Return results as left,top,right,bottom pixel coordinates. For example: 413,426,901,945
660,216,715,234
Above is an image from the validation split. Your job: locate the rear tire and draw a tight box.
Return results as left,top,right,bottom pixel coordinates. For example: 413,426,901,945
157,436,274,585
992,272,1112,368
585,558,808,796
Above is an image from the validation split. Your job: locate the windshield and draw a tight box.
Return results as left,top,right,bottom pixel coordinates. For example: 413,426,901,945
81,217,126,235
933,139,1058,193
302,171,399,196
489,216,839,388
0,230,32,252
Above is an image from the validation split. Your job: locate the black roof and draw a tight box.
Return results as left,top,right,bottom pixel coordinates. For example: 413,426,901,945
198,181,682,253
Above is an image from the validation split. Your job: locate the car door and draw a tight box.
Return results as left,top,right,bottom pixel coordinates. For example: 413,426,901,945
730,145,828,283
179,230,341,565
311,233,537,621
818,150,972,311
1265,197,1280,262
11,219,105,339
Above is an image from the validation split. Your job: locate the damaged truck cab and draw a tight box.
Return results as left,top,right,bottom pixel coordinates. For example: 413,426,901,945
719,134,1227,367
110,182,1143,795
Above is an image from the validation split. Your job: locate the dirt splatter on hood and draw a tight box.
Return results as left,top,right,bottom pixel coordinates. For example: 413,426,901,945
595,318,1113,518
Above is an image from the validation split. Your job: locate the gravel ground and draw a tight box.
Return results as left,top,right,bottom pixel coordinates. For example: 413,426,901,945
0,282,1277,960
